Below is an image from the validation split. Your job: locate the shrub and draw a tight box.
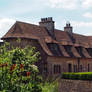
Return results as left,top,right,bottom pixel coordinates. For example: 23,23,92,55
0,42,42,92
62,72,92,80
42,80,59,92
0,42,59,92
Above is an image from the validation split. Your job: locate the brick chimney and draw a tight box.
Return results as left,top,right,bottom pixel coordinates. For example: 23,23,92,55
39,17,55,39
64,22,73,35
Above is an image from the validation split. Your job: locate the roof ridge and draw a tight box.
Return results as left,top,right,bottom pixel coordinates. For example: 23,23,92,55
55,28,89,37
11,22,23,34
16,21,45,29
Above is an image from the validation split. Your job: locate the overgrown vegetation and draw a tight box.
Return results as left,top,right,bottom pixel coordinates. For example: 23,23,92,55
0,42,59,92
0,42,42,92
42,80,59,92
62,72,92,80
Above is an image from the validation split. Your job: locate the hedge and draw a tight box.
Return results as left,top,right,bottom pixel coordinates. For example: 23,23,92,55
61,72,92,80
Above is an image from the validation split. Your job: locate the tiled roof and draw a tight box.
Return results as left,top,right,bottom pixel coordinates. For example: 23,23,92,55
2,21,92,58
54,29,72,42
2,21,49,39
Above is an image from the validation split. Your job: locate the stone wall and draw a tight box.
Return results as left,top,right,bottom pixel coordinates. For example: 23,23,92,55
47,56,92,76
59,79,92,92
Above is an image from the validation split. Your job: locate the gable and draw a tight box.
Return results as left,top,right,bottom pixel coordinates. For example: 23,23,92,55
12,22,23,34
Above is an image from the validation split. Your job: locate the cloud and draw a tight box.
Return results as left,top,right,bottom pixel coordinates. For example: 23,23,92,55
53,19,92,36
0,17,38,39
1,0,46,16
70,21,92,35
82,0,92,9
71,21,92,27
47,0,78,10
46,0,92,10
0,18,15,38
83,12,92,18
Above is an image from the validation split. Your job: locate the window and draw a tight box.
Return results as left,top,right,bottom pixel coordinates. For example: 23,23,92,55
80,65,82,72
43,64,48,73
76,47,85,57
47,43,63,56
54,65,61,74
86,48,92,56
88,64,90,72
64,46,74,57
68,63,72,72
73,65,77,72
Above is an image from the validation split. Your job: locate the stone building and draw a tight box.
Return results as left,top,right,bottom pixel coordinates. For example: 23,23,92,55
1,17,92,77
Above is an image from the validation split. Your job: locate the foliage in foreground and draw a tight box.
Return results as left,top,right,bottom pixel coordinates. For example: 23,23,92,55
62,72,92,80
0,42,42,92
0,42,59,92
42,80,59,92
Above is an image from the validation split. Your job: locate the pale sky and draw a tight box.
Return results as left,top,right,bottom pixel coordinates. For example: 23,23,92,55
0,0,92,38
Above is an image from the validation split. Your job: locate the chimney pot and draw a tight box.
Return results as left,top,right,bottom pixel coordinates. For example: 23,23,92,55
64,22,73,34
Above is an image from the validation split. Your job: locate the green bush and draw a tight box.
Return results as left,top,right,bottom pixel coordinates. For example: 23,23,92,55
62,72,92,80
0,42,59,92
0,42,42,92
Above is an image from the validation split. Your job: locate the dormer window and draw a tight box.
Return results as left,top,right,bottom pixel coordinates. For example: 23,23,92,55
64,45,74,57
47,43,63,56
76,47,85,57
